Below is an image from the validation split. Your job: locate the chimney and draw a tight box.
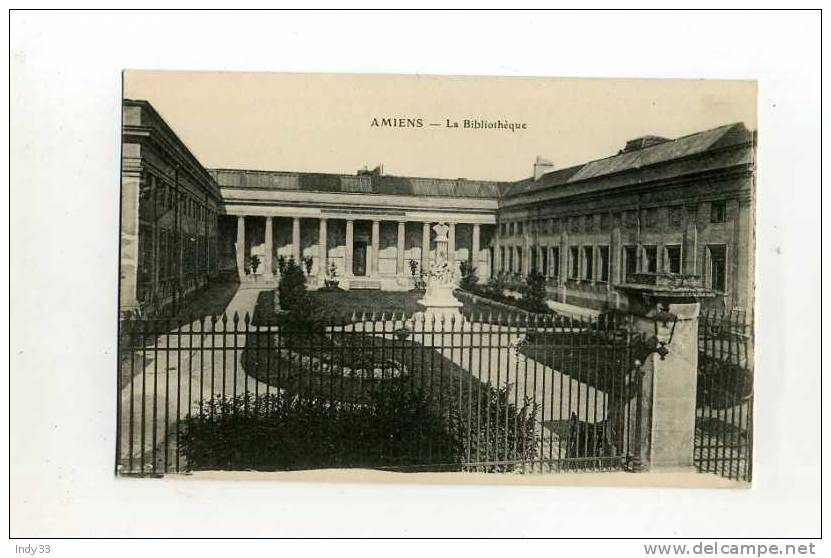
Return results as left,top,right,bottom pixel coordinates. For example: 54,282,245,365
357,164,384,176
533,156,554,181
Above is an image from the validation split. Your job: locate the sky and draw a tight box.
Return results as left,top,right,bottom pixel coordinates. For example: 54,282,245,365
124,71,757,182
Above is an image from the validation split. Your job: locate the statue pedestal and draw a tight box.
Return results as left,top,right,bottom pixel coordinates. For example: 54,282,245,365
417,284,464,330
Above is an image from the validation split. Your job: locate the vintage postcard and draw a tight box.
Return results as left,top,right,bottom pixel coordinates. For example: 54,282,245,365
118,71,756,485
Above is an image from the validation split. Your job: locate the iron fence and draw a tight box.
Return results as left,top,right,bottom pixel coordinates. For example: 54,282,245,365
694,309,754,482
117,310,644,475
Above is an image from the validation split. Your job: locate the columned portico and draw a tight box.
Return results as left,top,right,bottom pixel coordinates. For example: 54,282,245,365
223,211,496,289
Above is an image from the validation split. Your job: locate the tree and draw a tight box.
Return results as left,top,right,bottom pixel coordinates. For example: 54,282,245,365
519,272,548,313
278,257,307,313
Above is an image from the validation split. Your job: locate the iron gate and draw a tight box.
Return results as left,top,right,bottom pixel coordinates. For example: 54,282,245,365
116,310,644,475
694,310,754,481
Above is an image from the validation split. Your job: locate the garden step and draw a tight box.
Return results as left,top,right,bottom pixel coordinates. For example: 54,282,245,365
350,280,382,290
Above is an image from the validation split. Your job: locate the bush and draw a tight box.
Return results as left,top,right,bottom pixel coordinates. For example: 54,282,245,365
459,261,478,291
178,381,539,472
278,257,307,313
484,274,508,299
518,272,548,313
179,382,459,470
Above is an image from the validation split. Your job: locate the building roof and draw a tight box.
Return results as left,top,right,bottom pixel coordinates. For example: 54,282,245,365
125,96,753,205
209,168,505,199
501,122,754,198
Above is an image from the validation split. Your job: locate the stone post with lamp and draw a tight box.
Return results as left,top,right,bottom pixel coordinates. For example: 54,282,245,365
615,272,714,471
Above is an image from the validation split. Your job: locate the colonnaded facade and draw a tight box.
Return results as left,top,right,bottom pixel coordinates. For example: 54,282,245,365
120,99,756,316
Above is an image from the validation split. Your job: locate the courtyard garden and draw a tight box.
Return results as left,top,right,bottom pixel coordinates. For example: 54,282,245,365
179,259,541,472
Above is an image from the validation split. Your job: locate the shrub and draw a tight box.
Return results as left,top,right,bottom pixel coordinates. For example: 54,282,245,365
276,255,288,276
249,255,261,275
518,272,548,313
277,257,307,313
484,274,508,299
179,382,459,471
302,255,314,276
178,381,539,472
459,261,478,291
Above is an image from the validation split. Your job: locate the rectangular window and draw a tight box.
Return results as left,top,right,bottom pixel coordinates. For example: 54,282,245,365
541,246,548,276
550,246,560,278
601,213,612,231
583,215,593,233
500,247,506,272
598,246,610,282
509,222,515,236
516,247,523,274
665,245,682,273
711,201,727,223
583,246,594,280
643,245,658,273
623,245,638,281
137,224,153,299
530,247,538,273
569,246,579,279
517,222,524,235
707,245,727,292
645,208,658,229
159,229,169,279
508,248,514,273
669,206,683,227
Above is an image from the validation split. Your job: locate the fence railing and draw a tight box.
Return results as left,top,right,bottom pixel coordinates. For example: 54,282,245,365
694,310,754,482
117,311,644,475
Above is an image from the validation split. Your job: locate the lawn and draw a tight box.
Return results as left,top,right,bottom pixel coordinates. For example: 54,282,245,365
310,289,425,317
235,327,539,471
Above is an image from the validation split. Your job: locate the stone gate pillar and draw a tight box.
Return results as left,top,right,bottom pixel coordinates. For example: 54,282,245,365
616,273,713,471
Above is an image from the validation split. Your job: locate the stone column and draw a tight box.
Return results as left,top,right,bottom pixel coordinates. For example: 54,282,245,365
616,275,713,471
559,232,568,302
494,227,501,275
345,219,354,278
292,217,301,263
422,222,431,273
371,220,380,277
525,234,532,276
447,222,456,271
319,218,328,281
236,215,245,280
263,216,273,279
397,221,406,275
471,223,481,280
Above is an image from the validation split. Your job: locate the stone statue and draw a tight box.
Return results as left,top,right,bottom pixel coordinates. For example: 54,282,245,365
415,222,463,329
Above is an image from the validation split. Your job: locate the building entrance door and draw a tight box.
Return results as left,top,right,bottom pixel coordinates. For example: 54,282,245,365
353,241,368,276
